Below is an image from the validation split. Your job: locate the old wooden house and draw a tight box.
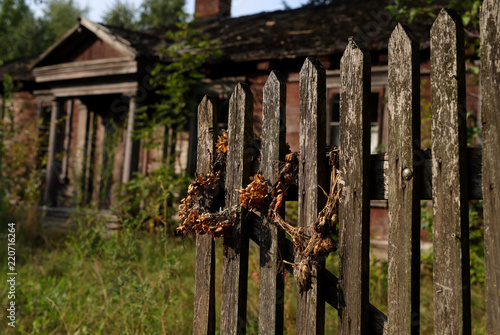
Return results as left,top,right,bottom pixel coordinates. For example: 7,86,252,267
0,0,479,236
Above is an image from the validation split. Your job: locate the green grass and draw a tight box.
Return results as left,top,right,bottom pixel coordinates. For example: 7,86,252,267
0,218,486,334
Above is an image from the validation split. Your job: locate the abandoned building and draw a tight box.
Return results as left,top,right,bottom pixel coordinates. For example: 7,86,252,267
0,0,479,237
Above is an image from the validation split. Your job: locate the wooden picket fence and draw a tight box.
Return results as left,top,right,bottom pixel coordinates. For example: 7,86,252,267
190,3,500,335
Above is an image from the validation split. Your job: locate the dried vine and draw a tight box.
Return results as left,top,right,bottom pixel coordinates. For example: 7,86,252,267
176,130,341,295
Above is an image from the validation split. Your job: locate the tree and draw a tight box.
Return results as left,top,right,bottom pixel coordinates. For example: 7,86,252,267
386,0,481,55
135,18,220,164
0,0,45,61
139,0,185,29
39,0,88,46
102,0,138,30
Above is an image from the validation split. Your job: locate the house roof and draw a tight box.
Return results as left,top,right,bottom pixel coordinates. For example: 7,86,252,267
3,0,435,78
0,56,37,81
137,0,434,63
197,1,432,62
89,0,434,64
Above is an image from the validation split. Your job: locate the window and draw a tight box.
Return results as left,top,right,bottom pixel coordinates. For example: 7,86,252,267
327,89,385,154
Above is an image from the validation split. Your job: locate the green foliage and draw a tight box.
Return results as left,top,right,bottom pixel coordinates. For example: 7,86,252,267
0,0,87,61
420,201,485,285
39,0,88,45
0,74,42,221
0,0,44,61
386,0,481,56
469,201,484,285
117,165,190,233
102,0,139,30
139,0,185,29
135,18,220,161
0,219,198,333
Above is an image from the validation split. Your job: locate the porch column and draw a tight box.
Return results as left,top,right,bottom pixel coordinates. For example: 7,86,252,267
122,96,139,183
44,99,63,205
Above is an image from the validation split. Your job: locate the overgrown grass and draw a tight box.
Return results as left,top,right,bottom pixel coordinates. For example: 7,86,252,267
0,215,486,334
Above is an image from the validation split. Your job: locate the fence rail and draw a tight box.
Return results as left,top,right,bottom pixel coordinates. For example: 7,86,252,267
191,2,499,334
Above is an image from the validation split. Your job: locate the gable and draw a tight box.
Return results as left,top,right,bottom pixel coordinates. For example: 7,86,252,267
33,18,138,69
35,27,129,68
65,35,127,63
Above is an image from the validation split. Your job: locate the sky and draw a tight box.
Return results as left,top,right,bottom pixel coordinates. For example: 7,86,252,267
32,0,307,23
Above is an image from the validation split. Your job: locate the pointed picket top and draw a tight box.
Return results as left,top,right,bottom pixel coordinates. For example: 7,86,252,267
431,7,464,32
341,37,369,71
300,57,325,81
262,70,286,183
264,70,285,94
389,23,418,53
196,95,217,173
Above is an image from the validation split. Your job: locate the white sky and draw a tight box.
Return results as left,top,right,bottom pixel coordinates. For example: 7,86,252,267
31,0,307,23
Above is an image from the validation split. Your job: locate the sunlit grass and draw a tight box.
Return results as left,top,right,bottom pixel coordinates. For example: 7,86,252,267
0,219,486,334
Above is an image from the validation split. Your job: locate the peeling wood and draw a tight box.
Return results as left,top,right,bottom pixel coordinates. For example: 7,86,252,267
480,1,500,333
220,83,254,335
297,57,327,335
338,38,371,335
193,96,217,335
259,71,286,334
431,9,471,334
387,23,421,335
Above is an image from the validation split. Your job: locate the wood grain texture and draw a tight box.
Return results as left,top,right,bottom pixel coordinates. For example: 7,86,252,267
430,9,471,334
259,71,286,335
246,219,389,334
297,57,327,335
387,24,421,335
338,38,371,335
480,1,500,333
44,100,63,205
220,83,254,335
193,96,217,335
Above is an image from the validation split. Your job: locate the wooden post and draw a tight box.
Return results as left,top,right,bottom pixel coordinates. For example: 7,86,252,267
338,38,371,335
83,110,95,204
74,100,89,202
431,8,470,334
259,71,286,335
44,99,63,205
92,115,105,205
122,96,137,183
193,96,217,335
60,99,73,182
220,83,254,335
480,0,500,333
387,24,421,335
297,57,327,335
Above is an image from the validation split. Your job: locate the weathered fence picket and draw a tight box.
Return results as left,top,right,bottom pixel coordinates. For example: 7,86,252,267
387,24,421,335
338,38,371,335
431,8,471,334
259,71,286,334
296,57,328,335
193,96,217,335
220,83,254,334
188,3,500,334
480,0,500,333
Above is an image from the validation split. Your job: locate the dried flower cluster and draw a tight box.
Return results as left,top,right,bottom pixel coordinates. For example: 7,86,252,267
176,172,237,239
177,143,341,296
268,149,340,295
239,174,269,214
215,129,228,165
